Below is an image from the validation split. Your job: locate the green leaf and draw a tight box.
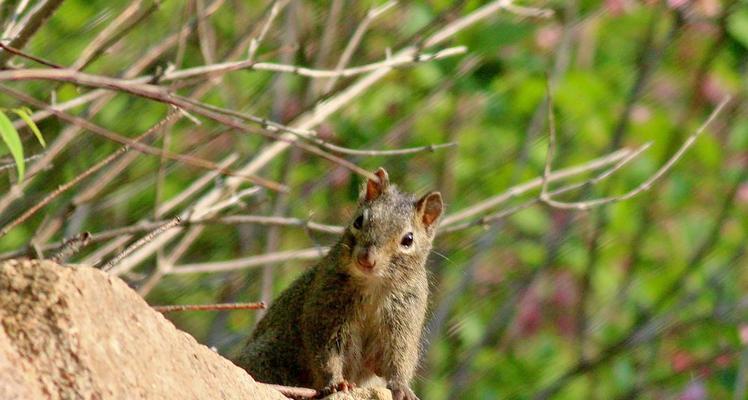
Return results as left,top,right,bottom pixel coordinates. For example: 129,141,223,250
728,8,748,49
0,110,24,182
13,107,45,148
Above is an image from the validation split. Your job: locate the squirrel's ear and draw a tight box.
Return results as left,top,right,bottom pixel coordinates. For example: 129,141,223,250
415,191,443,229
364,167,389,202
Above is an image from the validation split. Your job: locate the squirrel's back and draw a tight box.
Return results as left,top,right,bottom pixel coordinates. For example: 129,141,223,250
237,266,315,386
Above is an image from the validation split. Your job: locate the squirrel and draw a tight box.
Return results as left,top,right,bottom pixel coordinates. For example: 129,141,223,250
235,167,443,400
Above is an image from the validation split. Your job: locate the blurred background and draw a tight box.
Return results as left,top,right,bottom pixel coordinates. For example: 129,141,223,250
0,0,747,398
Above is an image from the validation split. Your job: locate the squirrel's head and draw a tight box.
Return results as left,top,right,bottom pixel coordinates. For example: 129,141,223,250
341,167,443,281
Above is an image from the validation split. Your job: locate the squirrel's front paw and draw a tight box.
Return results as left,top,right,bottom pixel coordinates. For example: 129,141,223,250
387,382,419,400
317,380,356,398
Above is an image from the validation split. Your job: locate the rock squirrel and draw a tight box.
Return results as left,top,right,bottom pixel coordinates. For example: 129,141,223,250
236,168,443,400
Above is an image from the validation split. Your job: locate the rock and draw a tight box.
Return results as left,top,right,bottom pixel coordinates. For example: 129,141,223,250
0,259,286,400
0,259,395,400
324,387,393,400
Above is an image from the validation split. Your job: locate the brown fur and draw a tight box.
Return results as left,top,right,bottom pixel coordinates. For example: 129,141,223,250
236,168,443,400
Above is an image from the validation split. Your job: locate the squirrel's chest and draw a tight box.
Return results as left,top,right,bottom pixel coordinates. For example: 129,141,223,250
351,290,408,347
347,295,388,375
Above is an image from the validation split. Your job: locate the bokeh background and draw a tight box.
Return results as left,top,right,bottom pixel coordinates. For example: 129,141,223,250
1,0,747,399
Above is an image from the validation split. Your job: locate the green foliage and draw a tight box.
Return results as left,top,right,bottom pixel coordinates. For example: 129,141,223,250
0,110,24,182
13,108,46,148
0,107,44,182
727,7,748,49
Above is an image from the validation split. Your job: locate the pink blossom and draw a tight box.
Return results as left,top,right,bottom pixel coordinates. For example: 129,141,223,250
668,0,692,10
701,74,729,105
679,380,706,400
605,0,634,16
739,324,748,345
696,0,721,17
535,25,562,52
631,105,651,123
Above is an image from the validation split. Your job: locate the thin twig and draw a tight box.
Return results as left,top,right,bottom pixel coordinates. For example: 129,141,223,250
0,0,65,65
197,187,262,215
165,45,467,81
439,143,652,234
246,0,290,63
0,214,342,262
0,152,45,171
0,6,225,246
306,137,457,156
0,68,312,137
102,217,182,272
0,68,381,182
195,0,218,67
169,247,329,275
50,232,92,263
12,90,105,130
504,3,555,18
440,147,633,227
322,0,397,92
155,154,239,216
540,96,731,210
180,96,455,157
0,42,62,68
152,302,266,313
0,85,287,191
424,0,552,48
0,112,179,238
78,213,339,243
1,0,32,40
72,0,160,71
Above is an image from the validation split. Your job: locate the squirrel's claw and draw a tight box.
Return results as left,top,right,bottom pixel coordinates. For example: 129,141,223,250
316,380,356,398
388,383,419,400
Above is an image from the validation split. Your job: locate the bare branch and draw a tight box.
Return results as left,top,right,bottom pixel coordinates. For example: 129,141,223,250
540,96,731,210
169,247,329,275
195,0,218,66
167,46,467,81
322,0,397,92
246,0,290,63
0,213,343,262
155,154,240,216
423,0,552,48
1,0,33,40
439,143,652,234
0,152,45,171
303,137,457,157
0,0,65,65
504,3,555,18
0,85,287,192
152,302,266,313
50,232,91,263
0,68,381,182
71,0,161,71
102,217,182,273
213,215,344,234
0,42,62,68
440,148,633,227
0,112,179,238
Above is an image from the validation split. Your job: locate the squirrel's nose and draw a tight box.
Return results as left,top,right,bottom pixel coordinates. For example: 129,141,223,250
356,249,376,270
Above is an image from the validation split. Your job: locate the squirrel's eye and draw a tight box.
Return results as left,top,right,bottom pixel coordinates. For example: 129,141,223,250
400,232,414,248
353,215,364,230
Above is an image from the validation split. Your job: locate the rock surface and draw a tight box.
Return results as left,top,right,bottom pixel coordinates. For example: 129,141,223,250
324,387,393,400
0,259,287,400
0,259,394,399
